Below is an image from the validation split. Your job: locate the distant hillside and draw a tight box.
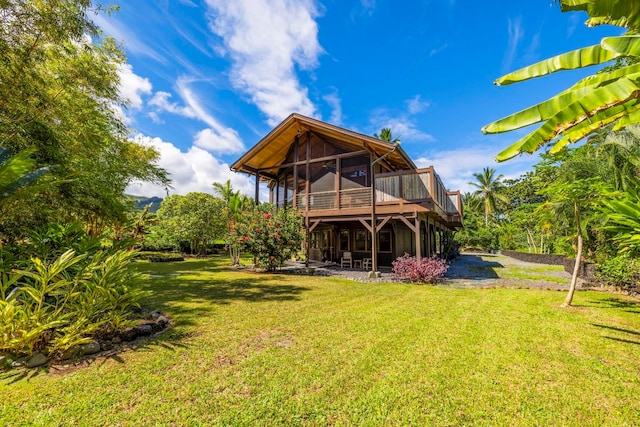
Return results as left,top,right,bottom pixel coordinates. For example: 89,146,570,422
127,195,163,213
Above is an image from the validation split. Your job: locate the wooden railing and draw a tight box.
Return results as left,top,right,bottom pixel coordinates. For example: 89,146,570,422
283,168,462,219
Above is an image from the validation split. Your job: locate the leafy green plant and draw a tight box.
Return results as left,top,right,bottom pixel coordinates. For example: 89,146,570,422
596,254,640,292
0,249,144,358
231,204,304,271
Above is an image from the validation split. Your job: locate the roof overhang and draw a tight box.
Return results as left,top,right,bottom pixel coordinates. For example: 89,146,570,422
230,113,416,180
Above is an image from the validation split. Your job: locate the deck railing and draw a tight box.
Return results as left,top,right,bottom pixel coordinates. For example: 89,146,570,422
287,168,462,218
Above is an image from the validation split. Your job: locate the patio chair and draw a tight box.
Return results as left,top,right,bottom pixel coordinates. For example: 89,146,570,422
340,251,353,268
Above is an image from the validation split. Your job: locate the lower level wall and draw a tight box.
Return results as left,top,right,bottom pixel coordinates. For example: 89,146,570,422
501,250,566,266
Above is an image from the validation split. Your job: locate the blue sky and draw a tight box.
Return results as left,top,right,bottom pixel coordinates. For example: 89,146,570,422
98,0,618,199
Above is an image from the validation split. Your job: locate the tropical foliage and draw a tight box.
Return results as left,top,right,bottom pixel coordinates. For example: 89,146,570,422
468,167,508,226
230,204,304,271
214,180,253,265
1,244,145,359
483,0,640,161
0,0,168,238
153,193,227,256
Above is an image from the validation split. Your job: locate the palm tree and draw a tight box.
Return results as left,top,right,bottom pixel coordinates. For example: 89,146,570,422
468,167,509,226
212,179,253,265
212,179,235,205
373,128,400,143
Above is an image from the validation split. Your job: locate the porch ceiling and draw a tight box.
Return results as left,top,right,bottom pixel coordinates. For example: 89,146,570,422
230,113,416,180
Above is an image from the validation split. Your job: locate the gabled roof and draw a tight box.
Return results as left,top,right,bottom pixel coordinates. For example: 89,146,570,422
230,113,416,179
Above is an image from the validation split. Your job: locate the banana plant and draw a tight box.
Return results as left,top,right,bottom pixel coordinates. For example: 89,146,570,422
483,0,640,161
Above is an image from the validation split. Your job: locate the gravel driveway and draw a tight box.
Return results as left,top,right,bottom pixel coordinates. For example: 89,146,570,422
443,252,575,290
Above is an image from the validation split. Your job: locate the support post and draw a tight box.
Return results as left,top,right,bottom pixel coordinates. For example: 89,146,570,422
369,142,400,278
415,217,422,261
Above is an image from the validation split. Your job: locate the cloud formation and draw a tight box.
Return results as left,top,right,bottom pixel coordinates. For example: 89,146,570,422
148,78,245,154
415,146,537,193
118,64,152,109
204,0,323,125
502,16,524,73
370,97,435,143
127,135,256,198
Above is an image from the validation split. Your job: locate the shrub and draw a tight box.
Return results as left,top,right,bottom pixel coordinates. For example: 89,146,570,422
392,253,448,284
596,254,640,293
231,204,304,271
0,249,145,359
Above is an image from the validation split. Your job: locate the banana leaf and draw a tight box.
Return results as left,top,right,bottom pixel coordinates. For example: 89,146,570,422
601,35,640,56
549,100,640,154
560,0,640,31
495,77,640,161
484,66,640,134
613,106,640,130
495,44,619,86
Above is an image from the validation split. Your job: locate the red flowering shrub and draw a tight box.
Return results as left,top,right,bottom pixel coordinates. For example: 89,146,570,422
229,203,304,271
392,253,448,284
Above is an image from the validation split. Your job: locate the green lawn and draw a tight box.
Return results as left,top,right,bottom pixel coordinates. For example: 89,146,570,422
2,256,640,426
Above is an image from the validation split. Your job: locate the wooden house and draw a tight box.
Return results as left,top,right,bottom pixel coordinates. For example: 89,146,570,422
231,114,462,270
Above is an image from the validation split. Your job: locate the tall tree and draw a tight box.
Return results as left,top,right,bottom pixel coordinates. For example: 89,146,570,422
156,193,226,255
468,167,508,226
538,146,606,307
0,1,168,236
483,0,640,161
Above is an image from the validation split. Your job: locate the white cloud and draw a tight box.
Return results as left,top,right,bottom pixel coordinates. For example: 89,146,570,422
127,135,258,198
429,42,448,57
93,13,166,63
406,95,430,114
148,78,245,153
323,90,343,125
502,16,524,73
370,112,435,143
204,0,323,125
194,128,245,154
414,146,538,193
118,64,152,109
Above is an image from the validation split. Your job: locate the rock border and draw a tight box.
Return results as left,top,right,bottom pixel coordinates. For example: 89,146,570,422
4,308,170,371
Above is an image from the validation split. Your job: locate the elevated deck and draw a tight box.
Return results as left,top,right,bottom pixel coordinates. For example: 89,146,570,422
281,168,462,228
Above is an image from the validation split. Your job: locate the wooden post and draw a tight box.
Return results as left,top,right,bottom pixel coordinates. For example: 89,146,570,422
254,171,260,205
415,217,422,261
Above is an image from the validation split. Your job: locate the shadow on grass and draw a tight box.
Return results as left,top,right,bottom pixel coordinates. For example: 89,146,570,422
1,260,313,382
445,254,502,280
593,323,640,346
588,297,640,314
0,329,194,383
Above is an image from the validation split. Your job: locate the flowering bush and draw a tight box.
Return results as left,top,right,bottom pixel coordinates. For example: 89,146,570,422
392,253,448,284
230,204,304,271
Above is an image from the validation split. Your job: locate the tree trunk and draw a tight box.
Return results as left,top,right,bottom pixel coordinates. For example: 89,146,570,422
484,202,489,226
563,202,582,308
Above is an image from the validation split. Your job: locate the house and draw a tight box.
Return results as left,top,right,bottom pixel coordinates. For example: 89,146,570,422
231,114,462,270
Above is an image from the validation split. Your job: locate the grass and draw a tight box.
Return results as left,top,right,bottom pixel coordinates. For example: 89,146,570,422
2,256,640,426
470,262,571,284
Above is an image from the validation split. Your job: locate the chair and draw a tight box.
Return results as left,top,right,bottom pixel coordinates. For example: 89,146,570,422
340,251,353,268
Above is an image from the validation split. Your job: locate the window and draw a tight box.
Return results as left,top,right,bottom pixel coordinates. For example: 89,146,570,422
341,156,370,190
379,230,392,252
339,230,350,251
310,232,320,249
354,229,370,252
